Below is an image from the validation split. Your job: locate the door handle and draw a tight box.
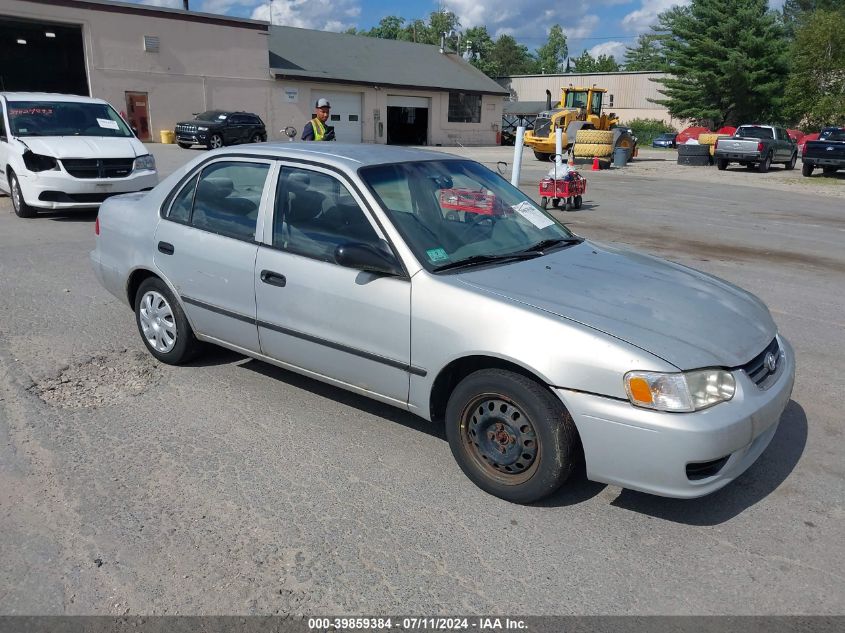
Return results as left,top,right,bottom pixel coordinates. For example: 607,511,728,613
158,241,174,255
260,270,286,287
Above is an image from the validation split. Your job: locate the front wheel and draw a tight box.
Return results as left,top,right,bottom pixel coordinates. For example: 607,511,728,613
135,277,202,365
9,172,36,218
207,134,223,150
445,369,579,504
785,152,797,170
802,163,813,177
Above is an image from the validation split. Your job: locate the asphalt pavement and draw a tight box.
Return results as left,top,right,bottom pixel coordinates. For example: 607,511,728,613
0,143,843,616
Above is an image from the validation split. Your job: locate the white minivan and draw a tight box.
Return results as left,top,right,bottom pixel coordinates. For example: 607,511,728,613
0,93,158,217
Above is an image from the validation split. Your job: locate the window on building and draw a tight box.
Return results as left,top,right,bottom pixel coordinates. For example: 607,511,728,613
448,93,482,123
608,94,614,108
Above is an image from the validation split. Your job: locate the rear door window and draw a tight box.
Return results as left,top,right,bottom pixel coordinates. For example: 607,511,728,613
190,161,270,241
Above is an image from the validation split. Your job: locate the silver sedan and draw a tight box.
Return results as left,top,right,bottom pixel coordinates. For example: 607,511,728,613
90,143,794,503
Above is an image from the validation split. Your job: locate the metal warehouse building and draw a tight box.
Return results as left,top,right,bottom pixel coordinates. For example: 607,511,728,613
0,0,507,145
499,72,683,127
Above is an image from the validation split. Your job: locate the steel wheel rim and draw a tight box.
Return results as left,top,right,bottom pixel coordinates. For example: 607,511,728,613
139,290,177,353
461,394,539,485
210,135,222,149
252,134,262,143
11,177,21,212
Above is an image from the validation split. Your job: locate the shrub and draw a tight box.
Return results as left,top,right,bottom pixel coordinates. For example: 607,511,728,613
626,118,677,145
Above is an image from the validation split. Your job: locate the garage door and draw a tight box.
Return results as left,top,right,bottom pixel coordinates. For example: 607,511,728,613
317,91,362,143
387,95,430,145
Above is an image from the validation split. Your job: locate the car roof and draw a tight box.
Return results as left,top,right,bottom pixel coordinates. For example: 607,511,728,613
214,142,466,170
0,92,110,105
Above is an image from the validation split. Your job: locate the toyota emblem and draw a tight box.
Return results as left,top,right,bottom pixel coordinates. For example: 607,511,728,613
765,352,778,372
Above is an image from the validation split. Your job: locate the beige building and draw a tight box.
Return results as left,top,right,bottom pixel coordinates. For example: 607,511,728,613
500,72,683,126
0,0,507,145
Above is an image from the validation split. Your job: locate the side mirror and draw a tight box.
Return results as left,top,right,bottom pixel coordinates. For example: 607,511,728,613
496,161,508,175
334,241,403,276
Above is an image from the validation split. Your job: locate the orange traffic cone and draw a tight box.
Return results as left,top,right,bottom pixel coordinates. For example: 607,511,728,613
592,156,600,171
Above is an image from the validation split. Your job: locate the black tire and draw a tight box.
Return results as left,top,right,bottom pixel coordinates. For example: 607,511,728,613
540,196,548,209
785,152,797,170
551,197,561,208
758,152,772,173
9,171,36,218
250,132,264,143
177,142,192,149
564,200,572,211
717,159,729,171
574,195,583,209
802,163,813,177
207,134,224,150
134,277,202,365
445,368,578,504
533,150,551,162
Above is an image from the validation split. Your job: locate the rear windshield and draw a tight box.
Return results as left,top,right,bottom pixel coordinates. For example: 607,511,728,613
820,129,845,142
7,101,133,138
736,127,774,140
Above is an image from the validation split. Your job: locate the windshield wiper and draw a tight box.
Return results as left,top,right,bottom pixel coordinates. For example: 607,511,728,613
517,236,584,254
432,251,543,273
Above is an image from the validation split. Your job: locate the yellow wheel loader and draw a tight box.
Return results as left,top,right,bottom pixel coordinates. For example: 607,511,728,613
523,86,636,162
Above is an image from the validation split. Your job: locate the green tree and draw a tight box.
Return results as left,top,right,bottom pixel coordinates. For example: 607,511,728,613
536,24,568,74
783,0,844,36
623,34,666,71
654,0,787,127
464,25,499,76
572,51,620,72
490,34,539,76
784,9,845,129
366,16,406,40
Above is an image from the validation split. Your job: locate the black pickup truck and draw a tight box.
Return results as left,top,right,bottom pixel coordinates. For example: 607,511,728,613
802,126,845,176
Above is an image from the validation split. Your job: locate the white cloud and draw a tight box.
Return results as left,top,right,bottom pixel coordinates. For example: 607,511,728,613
139,0,184,7
445,0,600,40
622,0,689,32
251,0,360,30
588,40,627,59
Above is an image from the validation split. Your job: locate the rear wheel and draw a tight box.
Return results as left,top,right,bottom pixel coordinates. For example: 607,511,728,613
135,277,202,365
9,172,36,218
785,152,797,170
717,159,729,171
445,369,579,504
758,152,772,173
251,132,264,143
802,163,813,177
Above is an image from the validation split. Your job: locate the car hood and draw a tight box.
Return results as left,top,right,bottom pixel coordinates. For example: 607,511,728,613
18,136,147,159
179,119,218,126
456,240,776,370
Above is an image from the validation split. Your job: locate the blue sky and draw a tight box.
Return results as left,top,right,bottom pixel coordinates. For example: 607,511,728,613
134,1,786,59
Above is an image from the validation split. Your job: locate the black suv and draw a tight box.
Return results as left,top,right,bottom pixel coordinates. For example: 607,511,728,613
174,110,267,150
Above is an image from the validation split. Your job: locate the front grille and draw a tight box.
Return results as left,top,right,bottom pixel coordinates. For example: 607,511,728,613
740,338,781,387
62,158,135,179
176,123,198,134
533,117,551,138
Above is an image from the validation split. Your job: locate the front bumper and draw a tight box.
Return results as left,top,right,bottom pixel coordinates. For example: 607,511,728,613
176,133,209,145
18,169,159,210
556,335,795,498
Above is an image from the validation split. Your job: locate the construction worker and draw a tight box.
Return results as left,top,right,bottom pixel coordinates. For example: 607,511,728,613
301,98,335,141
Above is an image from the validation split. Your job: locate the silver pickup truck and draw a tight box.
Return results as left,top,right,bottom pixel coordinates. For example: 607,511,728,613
714,125,798,173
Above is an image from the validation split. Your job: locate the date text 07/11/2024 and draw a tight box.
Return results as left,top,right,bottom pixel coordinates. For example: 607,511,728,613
307,618,528,631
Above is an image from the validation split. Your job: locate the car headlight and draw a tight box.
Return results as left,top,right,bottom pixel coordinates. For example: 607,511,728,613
22,151,59,172
624,369,736,412
197,126,209,131
133,154,156,172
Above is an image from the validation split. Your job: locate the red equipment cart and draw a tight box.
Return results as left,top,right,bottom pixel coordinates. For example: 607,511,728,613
538,172,586,211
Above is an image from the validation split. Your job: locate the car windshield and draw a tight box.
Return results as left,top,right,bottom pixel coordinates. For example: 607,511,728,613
195,111,227,121
360,159,578,272
820,129,845,141
7,101,133,138
736,127,773,140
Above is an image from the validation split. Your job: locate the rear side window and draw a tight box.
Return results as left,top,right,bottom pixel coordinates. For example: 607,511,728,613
0,102,6,140
168,173,199,223
821,129,845,141
191,161,269,241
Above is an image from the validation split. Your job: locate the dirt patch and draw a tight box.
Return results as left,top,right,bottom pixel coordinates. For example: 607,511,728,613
31,349,161,409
